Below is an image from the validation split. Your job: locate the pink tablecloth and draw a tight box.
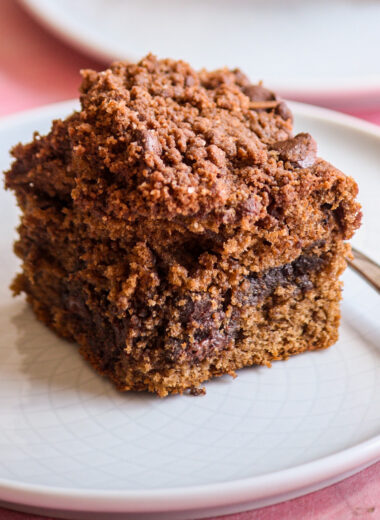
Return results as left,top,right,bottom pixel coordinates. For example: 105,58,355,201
0,1,379,519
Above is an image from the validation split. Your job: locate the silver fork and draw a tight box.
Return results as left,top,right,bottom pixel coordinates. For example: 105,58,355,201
347,247,380,293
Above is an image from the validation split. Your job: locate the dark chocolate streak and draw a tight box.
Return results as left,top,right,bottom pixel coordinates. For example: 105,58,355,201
61,249,327,370
244,250,324,305
165,250,326,364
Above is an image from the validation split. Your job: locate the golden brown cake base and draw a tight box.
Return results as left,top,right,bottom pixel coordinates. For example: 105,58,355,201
12,239,347,396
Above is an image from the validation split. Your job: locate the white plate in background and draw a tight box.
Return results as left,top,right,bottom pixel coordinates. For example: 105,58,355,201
0,101,379,519
20,0,380,101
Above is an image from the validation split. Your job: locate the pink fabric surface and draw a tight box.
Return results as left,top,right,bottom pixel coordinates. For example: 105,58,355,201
0,1,379,519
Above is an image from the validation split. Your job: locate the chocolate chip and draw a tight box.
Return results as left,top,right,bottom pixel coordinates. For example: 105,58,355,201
239,196,260,216
275,101,293,122
295,274,313,292
164,338,184,362
178,297,213,325
185,75,196,87
271,133,317,168
243,84,275,102
207,144,226,168
141,130,162,155
189,386,206,396
233,68,250,85
191,332,229,362
293,254,324,275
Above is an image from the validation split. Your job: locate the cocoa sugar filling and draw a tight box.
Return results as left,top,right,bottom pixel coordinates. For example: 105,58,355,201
61,247,327,369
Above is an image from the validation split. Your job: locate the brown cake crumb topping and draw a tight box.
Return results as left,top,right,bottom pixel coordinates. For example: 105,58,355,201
69,54,296,225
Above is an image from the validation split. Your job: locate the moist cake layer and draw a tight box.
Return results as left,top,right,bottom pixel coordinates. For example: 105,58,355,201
12,239,346,395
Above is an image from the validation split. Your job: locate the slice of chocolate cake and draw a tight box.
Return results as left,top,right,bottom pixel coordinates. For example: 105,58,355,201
4,55,361,396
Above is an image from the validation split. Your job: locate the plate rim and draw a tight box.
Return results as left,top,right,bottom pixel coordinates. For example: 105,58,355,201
0,439,379,513
0,98,380,514
19,0,380,97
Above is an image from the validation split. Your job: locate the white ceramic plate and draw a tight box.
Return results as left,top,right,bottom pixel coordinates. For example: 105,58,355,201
20,0,380,100
0,101,379,520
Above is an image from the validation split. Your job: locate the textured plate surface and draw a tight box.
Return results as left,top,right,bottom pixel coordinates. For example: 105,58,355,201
21,0,380,98
0,101,379,519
